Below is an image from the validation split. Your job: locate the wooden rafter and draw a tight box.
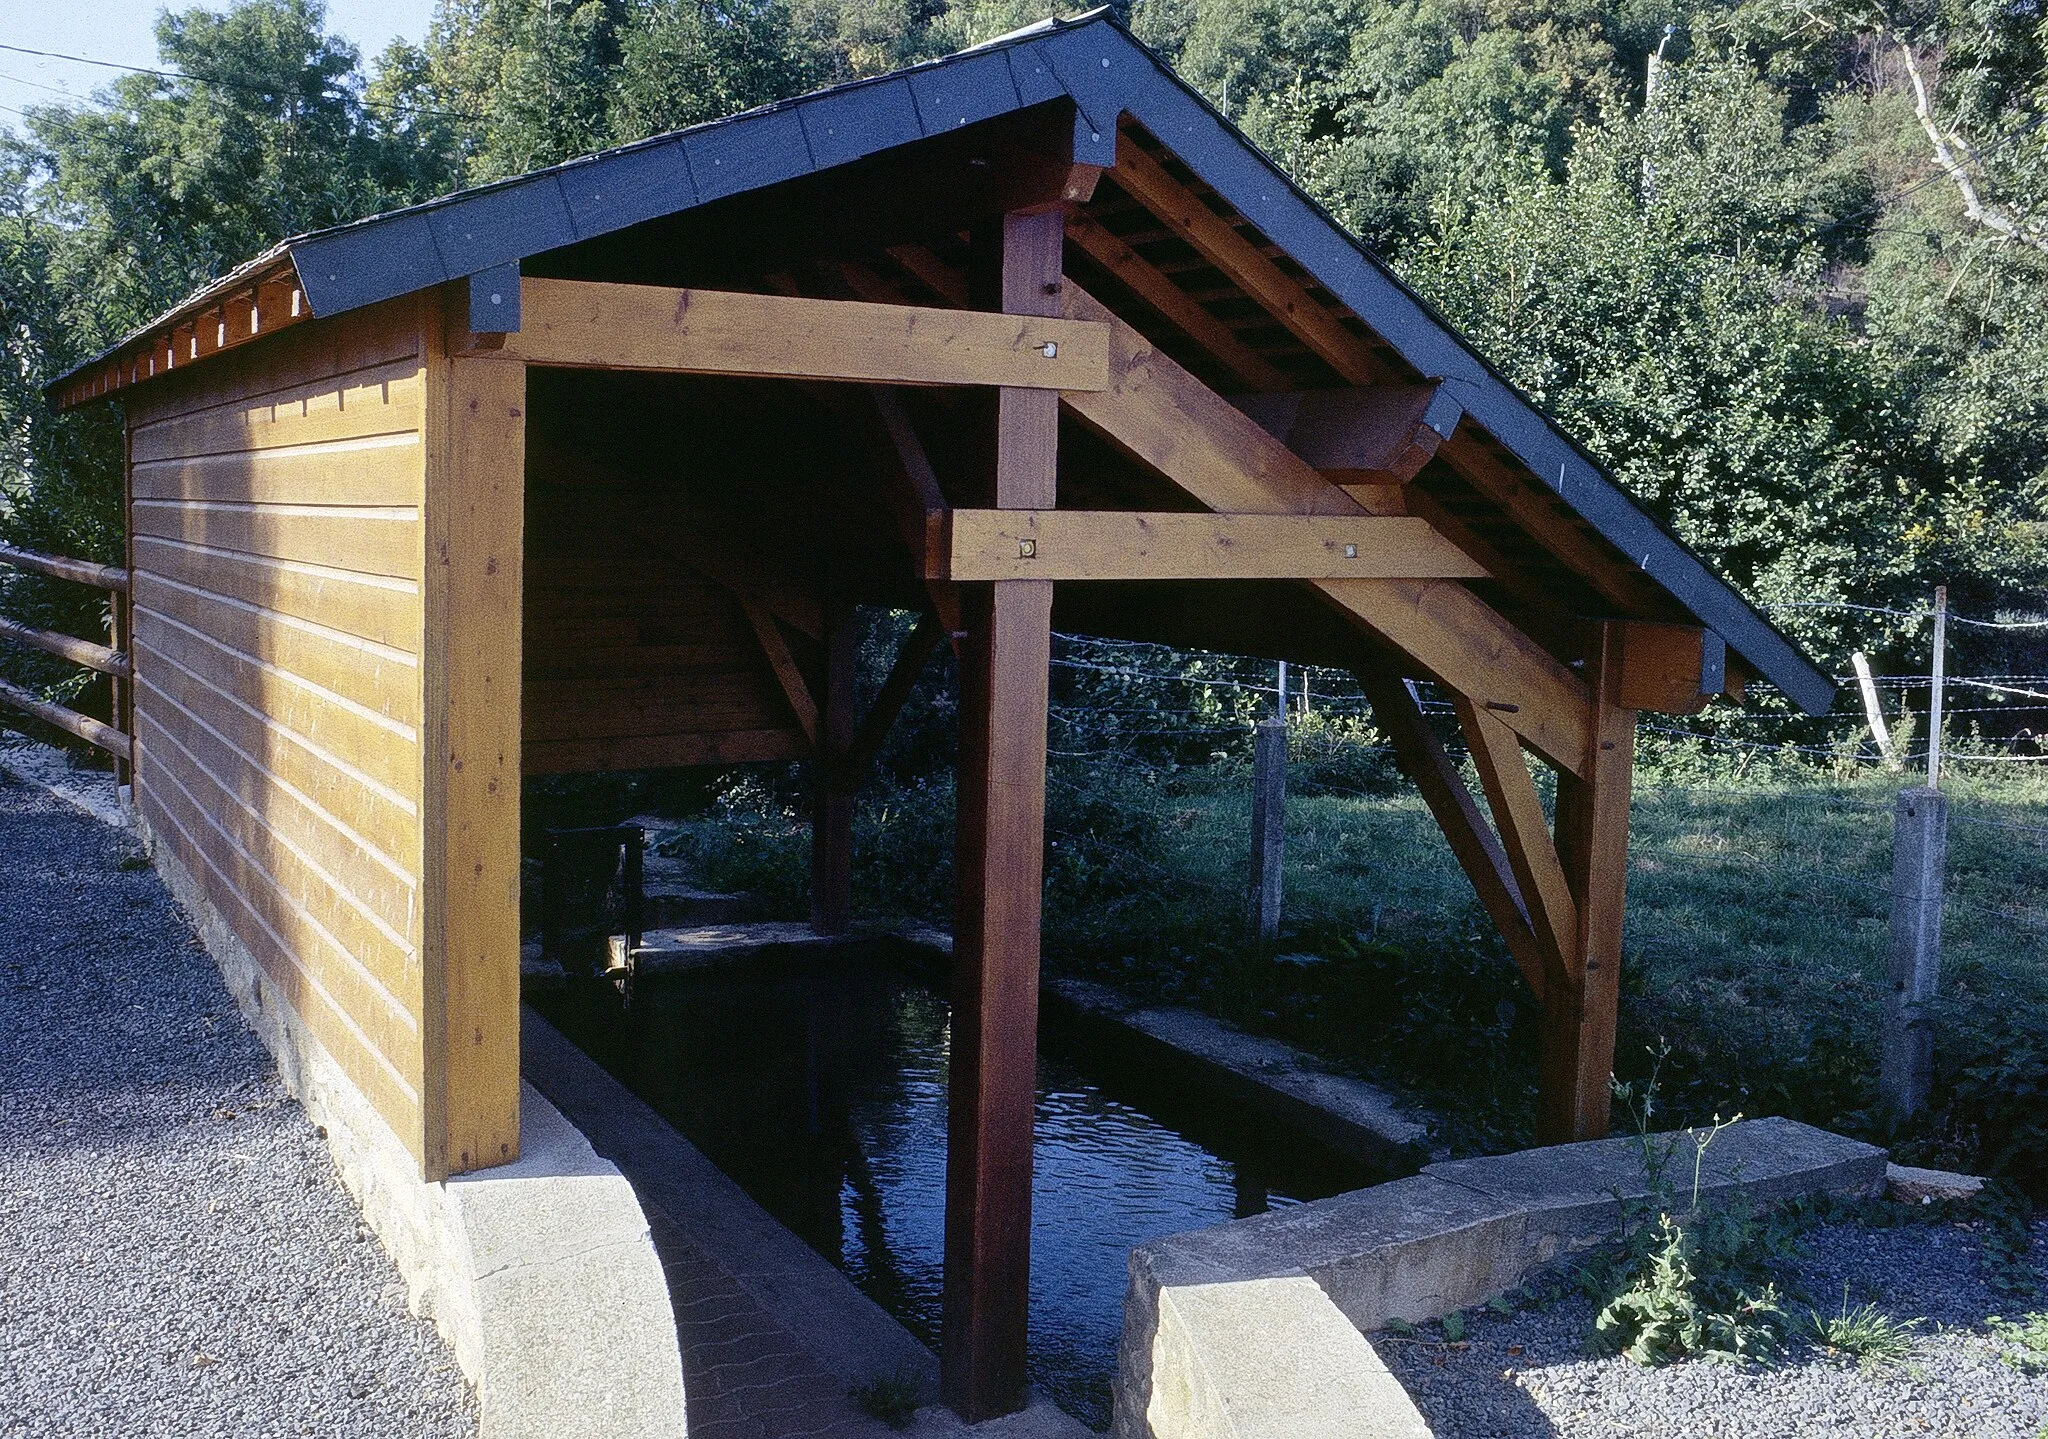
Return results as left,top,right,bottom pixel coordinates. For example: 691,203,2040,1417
1436,428,1663,616
1107,133,1382,385
1065,212,1292,391
1061,280,1597,777
54,261,306,409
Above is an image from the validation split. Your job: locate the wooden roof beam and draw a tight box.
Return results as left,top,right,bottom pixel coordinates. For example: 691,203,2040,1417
930,510,1487,582
1060,280,1597,777
461,277,1108,391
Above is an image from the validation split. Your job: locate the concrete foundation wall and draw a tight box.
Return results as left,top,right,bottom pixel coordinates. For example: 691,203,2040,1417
1115,1118,1887,1439
139,806,688,1439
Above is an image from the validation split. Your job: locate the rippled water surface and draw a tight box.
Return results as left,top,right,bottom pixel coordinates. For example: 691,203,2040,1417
534,956,1366,1429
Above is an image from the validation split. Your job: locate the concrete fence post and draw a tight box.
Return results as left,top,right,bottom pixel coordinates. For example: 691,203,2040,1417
1882,787,1948,1122
1249,718,1287,940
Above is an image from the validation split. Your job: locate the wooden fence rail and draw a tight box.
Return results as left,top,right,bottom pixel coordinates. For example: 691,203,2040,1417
0,543,134,764
0,543,129,594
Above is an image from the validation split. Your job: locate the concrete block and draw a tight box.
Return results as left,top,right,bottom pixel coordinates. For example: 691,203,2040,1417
450,1090,688,1439
1116,1118,1893,1438
1424,1115,1887,1236
1887,1162,1985,1204
1146,1276,1429,1439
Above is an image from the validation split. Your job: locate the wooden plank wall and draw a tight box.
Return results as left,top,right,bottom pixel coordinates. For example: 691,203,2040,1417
521,421,812,774
125,296,431,1161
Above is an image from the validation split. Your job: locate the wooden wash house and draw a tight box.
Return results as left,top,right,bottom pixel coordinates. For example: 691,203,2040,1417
48,11,1833,1421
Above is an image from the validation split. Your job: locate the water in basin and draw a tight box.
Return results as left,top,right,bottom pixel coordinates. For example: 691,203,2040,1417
531,950,1369,1429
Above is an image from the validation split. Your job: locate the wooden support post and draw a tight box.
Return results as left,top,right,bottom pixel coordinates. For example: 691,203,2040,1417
1536,623,1636,1145
812,601,858,936
1882,787,1948,1122
421,346,526,1179
942,207,1060,1424
1248,716,1287,939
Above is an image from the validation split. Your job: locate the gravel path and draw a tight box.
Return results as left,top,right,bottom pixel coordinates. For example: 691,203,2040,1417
1384,1212,2048,1438
0,771,476,1438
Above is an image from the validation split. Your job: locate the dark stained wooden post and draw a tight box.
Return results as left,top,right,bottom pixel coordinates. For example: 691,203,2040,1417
1536,622,1636,1145
942,206,1061,1422
811,598,858,935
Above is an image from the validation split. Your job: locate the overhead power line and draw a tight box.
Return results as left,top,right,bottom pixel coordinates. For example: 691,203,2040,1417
0,40,479,123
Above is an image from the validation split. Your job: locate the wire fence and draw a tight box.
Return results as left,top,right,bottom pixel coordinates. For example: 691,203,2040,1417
1031,600,2048,951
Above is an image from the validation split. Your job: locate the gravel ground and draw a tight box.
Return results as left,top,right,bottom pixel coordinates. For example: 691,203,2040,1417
1384,1211,2048,1438
0,771,476,1438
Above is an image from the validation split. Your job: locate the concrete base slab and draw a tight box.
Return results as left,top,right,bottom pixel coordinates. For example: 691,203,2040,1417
1887,1161,1985,1204
138,811,687,1439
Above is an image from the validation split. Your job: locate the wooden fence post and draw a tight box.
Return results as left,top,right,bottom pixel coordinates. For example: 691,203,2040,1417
1882,787,1948,1122
1851,652,1897,769
1249,717,1286,939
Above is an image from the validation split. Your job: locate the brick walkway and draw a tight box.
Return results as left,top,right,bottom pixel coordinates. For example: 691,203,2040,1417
522,1009,937,1439
645,1205,891,1439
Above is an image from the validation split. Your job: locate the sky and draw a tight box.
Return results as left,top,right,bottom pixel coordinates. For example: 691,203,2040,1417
0,0,438,131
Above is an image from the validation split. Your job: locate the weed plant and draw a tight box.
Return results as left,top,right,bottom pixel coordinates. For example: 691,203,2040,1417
1801,1290,1922,1368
